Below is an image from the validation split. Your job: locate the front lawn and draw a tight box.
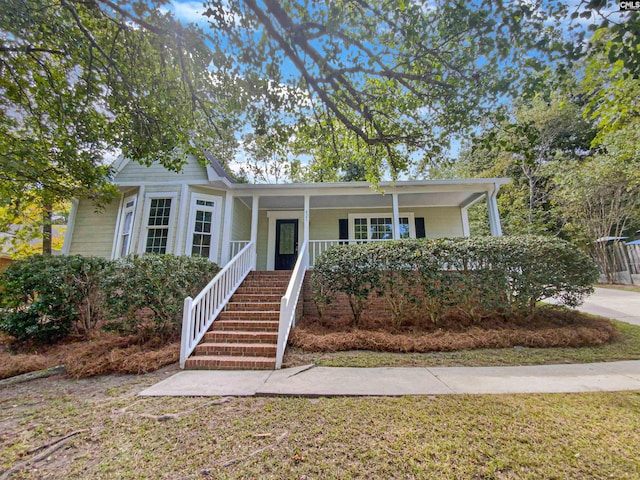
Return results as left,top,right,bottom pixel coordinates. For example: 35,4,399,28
1,372,639,479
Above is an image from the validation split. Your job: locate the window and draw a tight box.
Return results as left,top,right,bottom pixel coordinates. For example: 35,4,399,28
186,194,221,261
348,213,415,241
145,198,173,254
115,194,137,258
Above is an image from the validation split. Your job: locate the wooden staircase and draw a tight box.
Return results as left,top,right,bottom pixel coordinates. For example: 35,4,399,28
184,271,290,370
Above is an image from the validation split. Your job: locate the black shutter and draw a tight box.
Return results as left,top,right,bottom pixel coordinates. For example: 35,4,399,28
338,219,348,244
415,217,426,238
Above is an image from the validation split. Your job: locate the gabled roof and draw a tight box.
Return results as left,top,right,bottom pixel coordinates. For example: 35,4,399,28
203,151,235,184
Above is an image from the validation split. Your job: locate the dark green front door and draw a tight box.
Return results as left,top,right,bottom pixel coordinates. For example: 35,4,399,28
275,219,298,270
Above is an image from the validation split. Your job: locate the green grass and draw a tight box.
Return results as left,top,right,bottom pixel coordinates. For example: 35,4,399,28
1,374,639,479
284,320,640,368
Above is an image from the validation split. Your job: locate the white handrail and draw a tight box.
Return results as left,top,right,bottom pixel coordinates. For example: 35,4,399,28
229,240,250,260
275,239,309,369
308,238,390,267
180,241,254,368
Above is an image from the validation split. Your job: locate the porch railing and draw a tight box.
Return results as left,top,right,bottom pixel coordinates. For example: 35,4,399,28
276,239,309,369
308,238,390,267
229,240,250,260
180,241,254,368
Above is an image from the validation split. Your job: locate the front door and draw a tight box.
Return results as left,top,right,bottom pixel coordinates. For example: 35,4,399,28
275,219,298,270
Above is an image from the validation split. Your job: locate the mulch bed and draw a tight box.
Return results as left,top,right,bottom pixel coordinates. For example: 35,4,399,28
0,332,179,380
289,307,619,353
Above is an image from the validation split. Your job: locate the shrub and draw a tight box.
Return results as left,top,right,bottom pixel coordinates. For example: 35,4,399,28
0,255,109,343
312,243,381,326
101,254,220,340
311,235,598,326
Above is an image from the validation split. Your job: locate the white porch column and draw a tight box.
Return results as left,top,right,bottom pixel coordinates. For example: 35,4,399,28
487,187,503,237
174,184,189,256
461,207,470,237
132,185,145,253
250,195,259,268
303,194,310,243
219,190,234,265
392,193,400,240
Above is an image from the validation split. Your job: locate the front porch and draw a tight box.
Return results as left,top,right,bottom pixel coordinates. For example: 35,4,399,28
224,178,508,271
181,178,509,370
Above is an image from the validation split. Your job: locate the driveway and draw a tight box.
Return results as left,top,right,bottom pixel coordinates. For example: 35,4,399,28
574,287,640,326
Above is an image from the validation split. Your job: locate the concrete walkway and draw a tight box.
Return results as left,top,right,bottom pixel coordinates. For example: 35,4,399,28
140,361,640,397
140,287,640,397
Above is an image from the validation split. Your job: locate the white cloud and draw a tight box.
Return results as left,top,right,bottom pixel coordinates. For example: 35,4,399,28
167,1,209,26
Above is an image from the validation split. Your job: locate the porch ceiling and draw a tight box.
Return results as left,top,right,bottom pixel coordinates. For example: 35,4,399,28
245,191,487,209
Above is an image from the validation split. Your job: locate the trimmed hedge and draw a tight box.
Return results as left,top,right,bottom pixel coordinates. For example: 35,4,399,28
0,254,220,344
0,255,109,343
311,236,598,326
101,254,220,340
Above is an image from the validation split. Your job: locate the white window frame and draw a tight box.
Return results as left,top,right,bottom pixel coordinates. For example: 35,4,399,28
138,192,178,254
348,213,416,240
185,193,222,262
113,194,138,258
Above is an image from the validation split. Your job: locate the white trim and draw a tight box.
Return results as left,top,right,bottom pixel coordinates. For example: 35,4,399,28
115,180,211,187
266,210,304,270
250,195,259,268
184,192,222,263
487,183,503,237
461,207,470,237
138,192,178,254
392,193,400,240
174,184,189,256
113,194,138,258
110,195,125,259
303,195,310,243
131,185,146,254
109,154,129,174
61,199,79,255
347,212,415,240
220,190,234,265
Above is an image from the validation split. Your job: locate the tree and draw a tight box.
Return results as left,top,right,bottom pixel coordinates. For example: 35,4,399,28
205,0,578,180
458,95,594,235
0,0,249,253
553,151,640,282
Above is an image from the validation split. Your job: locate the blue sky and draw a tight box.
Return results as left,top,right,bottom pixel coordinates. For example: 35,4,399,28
162,0,626,181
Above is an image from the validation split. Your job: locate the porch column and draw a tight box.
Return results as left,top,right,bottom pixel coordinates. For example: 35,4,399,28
174,184,189,256
392,193,400,240
250,195,259,268
461,207,470,237
487,187,503,237
303,194,310,243
219,191,234,265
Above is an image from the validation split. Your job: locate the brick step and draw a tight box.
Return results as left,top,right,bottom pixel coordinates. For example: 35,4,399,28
185,355,275,370
218,310,280,321
247,271,292,277
230,293,283,303
239,281,290,289
204,330,277,343
225,302,281,312
211,320,279,332
234,287,288,295
194,342,277,357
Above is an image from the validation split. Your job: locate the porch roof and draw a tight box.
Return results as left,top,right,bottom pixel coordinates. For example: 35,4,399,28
231,178,510,209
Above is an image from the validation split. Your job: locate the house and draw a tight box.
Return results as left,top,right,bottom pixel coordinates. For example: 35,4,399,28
63,154,509,370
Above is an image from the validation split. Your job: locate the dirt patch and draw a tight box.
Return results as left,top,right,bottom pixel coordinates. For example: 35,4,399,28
0,332,179,380
289,308,618,353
